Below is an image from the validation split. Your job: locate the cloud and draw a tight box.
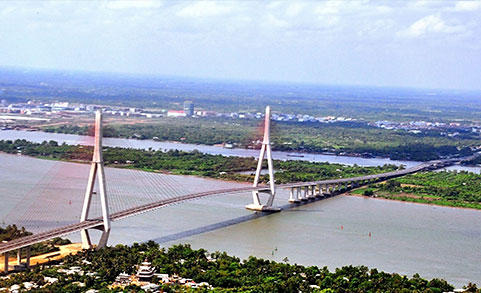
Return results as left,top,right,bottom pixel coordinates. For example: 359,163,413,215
177,1,234,18
264,14,289,29
398,14,465,38
104,0,162,10
285,2,305,18
453,1,481,11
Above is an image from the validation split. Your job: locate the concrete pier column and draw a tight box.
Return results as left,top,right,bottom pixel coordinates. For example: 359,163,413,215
3,252,8,273
334,184,340,193
25,246,30,269
17,249,21,265
301,186,308,201
289,187,300,203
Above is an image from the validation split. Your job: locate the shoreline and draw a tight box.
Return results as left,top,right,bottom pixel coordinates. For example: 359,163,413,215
344,192,481,212
1,151,480,212
0,129,425,165
0,243,82,272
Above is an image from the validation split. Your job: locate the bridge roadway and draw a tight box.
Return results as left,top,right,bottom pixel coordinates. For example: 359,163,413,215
0,155,477,255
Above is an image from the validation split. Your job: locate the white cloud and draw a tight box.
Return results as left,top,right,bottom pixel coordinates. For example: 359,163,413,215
453,1,481,11
264,14,289,29
177,1,233,18
398,15,465,38
285,2,305,18
314,1,341,15
105,0,162,10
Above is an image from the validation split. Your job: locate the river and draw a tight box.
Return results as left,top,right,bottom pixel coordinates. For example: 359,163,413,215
2,130,480,174
0,130,422,167
0,153,480,287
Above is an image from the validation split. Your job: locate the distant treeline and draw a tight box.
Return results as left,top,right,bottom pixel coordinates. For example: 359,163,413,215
0,139,398,184
42,117,477,161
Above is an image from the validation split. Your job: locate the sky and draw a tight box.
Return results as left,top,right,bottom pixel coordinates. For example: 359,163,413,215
0,0,480,91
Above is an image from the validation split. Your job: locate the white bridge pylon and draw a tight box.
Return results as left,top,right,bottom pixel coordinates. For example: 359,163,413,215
245,106,281,212
80,110,111,249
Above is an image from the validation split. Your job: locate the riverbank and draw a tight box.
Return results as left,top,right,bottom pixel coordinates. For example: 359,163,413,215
0,139,400,185
38,114,479,162
346,192,481,211
1,242,473,292
2,138,481,211
0,243,82,272
348,170,481,211
0,129,426,168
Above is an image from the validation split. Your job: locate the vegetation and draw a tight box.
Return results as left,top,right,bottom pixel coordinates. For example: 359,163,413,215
42,118,478,161
0,139,399,184
2,242,478,292
352,171,481,210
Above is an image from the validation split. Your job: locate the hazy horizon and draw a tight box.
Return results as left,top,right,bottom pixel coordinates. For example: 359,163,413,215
1,1,481,91
3,65,481,95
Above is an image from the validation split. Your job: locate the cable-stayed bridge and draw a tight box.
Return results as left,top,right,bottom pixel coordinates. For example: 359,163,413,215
1,107,476,272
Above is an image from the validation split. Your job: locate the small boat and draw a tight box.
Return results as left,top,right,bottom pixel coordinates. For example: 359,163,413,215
287,154,304,158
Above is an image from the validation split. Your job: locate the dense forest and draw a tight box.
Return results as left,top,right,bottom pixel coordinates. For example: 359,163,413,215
42,118,477,161
2,242,478,292
353,171,481,209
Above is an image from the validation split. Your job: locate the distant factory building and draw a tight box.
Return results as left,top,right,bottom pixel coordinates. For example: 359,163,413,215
167,110,187,117
183,101,194,116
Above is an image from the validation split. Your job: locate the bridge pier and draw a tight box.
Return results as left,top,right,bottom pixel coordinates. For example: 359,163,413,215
315,185,322,197
333,184,338,192
300,186,308,201
25,246,30,269
306,186,313,199
246,106,280,212
288,187,300,203
3,252,8,273
325,184,331,195
80,111,112,249
324,184,331,196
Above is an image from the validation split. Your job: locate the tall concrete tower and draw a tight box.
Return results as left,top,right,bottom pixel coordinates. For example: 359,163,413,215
80,110,111,249
246,106,280,212
183,101,194,116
